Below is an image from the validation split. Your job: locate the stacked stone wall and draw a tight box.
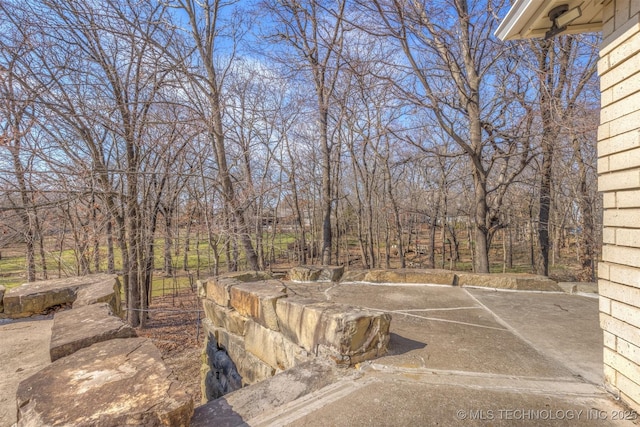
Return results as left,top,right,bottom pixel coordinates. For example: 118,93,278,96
198,270,391,402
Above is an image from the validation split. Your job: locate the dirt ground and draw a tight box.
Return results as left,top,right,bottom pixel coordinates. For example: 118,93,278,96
136,288,205,404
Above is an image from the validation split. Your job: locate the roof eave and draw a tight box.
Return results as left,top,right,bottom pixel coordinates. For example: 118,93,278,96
495,0,535,41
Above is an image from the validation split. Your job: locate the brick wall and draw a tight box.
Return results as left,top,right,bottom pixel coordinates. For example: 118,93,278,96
598,0,640,411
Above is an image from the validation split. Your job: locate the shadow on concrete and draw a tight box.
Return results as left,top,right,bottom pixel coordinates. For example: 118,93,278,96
387,332,426,355
192,397,246,427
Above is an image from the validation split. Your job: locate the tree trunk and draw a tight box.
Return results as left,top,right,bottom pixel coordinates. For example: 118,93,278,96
107,218,115,274
536,142,553,276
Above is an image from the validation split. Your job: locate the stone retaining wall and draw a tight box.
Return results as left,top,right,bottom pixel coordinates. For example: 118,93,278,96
198,271,392,403
341,268,562,291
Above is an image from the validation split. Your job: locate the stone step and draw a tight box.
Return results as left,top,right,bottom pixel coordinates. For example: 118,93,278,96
191,359,357,427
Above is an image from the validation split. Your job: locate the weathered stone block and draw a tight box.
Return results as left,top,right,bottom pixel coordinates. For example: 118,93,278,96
50,303,136,362
229,280,287,331
3,274,119,318
276,297,326,352
202,299,248,336
4,284,75,318
205,277,238,307
364,269,457,285
191,359,346,427
205,272,276,305
289,265,345,282
245,320,310,371
0,284,4,313
457,273,562,291
276,297,391,365
16,338,193,426
318,305,391,361
73,276,123,317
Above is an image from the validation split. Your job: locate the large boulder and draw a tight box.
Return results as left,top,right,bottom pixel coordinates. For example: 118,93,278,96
16,338,193,427
201,271,275,306
3,274,120,319
49,303,136,362
205,277,237,307
73,277,123,317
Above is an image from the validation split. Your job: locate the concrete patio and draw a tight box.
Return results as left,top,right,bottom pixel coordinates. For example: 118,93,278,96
194,282,638,426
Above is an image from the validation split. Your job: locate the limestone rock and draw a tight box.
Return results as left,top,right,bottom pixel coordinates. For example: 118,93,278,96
229,280,286,331
289,265,344,282
49,303,136,362
4,281,75,318
364,269,457,285
0,285,4,313
245,320,310,371
73,276,123,317
558,282,598,294
3,274,119,318
457,273,562,291
16,338,193,426
202,299,248,336
276,297,391,365
205,277,238,307
276,297,325,352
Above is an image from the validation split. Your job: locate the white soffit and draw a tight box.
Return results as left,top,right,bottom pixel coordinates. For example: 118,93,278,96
495,0,605,41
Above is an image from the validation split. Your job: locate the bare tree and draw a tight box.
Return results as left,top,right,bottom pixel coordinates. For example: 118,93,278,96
172,0,260,271
262,0,348,265
361,0,533,272
0,27,43,281
525,35,598,276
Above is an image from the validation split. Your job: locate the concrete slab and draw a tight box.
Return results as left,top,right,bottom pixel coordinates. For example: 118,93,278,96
192,359,357,427
466,288,604,384
377,313,572,378
321,283,481,311
278,376,635,427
